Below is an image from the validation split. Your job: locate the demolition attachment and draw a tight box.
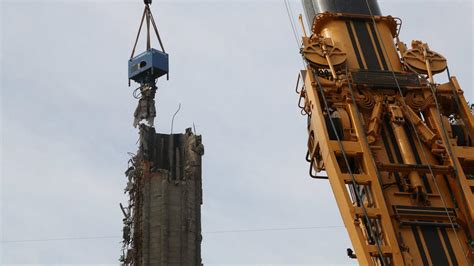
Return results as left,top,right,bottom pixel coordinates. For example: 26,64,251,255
128,0,168,128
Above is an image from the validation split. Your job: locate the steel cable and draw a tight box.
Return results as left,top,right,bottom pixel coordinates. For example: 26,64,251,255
284,0,300,50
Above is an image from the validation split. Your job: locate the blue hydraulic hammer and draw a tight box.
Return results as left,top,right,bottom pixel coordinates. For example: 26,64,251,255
128,0,168,128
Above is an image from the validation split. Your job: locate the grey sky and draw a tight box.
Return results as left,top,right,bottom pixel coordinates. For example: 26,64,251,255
1,0,472,265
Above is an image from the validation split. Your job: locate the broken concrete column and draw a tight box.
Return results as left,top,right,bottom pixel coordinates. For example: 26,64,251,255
122,126,204,266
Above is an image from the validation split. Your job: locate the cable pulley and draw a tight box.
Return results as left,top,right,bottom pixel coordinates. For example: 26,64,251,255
403,40,447,83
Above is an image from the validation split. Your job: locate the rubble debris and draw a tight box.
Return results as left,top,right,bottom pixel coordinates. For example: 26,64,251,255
133,84,157,128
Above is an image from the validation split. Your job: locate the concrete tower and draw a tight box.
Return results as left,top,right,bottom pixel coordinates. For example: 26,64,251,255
121,125,204,265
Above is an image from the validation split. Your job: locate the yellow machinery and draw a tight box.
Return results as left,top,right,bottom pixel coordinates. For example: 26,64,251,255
299,1,474,265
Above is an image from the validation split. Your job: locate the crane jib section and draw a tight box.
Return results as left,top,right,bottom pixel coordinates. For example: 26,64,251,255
298,0,474,265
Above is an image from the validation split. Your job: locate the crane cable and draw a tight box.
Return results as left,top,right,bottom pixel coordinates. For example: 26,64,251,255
363,0,470,264
283,0,310,74
130,4,165,60
284,0,300,50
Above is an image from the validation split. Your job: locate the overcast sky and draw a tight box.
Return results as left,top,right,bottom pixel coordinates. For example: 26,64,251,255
1,0,472,265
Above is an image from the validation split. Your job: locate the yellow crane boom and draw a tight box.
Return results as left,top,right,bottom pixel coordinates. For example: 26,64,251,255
299,0,474,265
